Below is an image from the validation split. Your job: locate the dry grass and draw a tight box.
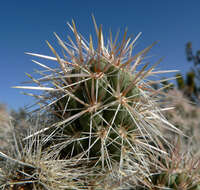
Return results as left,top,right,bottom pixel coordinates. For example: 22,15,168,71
0,104,12,152
164,89,200,154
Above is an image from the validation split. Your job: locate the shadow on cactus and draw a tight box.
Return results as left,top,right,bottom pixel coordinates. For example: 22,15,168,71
11,16,182,188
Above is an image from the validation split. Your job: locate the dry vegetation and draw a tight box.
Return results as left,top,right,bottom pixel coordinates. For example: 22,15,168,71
0,104,12,152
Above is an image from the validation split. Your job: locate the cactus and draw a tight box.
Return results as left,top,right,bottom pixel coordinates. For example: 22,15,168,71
186,42,194,62
176,73,185,90
147,138,200,190
0,17,183,189
186,71,197,96
0,125,94,190
184,41,200,101
175,71,197,100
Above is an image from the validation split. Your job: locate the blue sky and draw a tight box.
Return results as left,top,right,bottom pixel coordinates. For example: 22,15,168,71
1,0,200,110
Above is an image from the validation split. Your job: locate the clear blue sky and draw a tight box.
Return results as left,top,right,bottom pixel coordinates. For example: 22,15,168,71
1,0,200,110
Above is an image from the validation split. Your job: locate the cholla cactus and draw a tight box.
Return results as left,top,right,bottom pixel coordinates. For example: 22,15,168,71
0,125,97,190
9,17,182,188
176,73,185,90
186,71,197,96
147,137,200,190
